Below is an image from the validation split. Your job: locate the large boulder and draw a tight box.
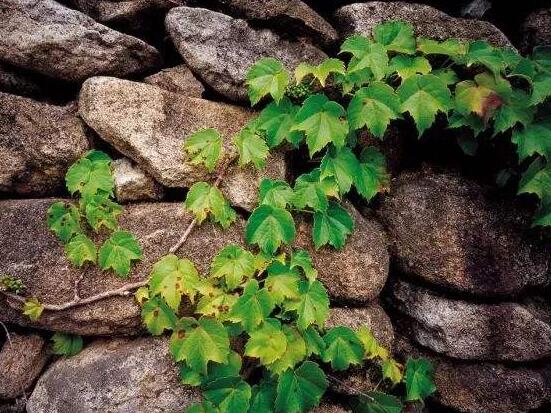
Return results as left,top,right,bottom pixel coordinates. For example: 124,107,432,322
0,63,45,98
0,0,161,83
521,8,551,52
394,335,551,413
380,172,549,297
0,92,90,196
209,0,338,47
112,158,165,203
0,334,49,400
27,337,201,413
165,7,327,103
0,199,385,334
144,64,205,98
334,1,513,48
295,205,389,303
391,279,551,362
78,76,287,211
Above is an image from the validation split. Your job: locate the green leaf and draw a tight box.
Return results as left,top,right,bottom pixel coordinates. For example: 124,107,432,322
321,326,364,371
518,158,551,205
405,358,437,402
355,147,389,202
256,98,302,148
532,46,551,71
250,379,277,413
267,325,307,374
397,74,453,135
149,255,200,311
284,280,329,330
265,261,301,304
183,128,223,173
85,150,112,163
416,37,467,57
292,169,334,213
373,21,416,54
303,326,325,357
23,298,44,321
47,201,82,243
290,249,318,282
341,36,389,80
83,194,122,231
196,286,238,319
292,94,349,156
185,402,219,413
390,56,432,80
170,317,230,375
353,391,403,413
312,202,354,249
382,358,404,385
245,205,296,255
203,376,251,413
247,58,289,105
274,361,328,413
320,146,361,195
348,82,401,138
64,234,96,267
51,333,83,357
65,156,113,198
184,182,237,229
464,41,506,75
357,326,389,360
511,121,551,161
455,80,497,118
245,318,288,365
295,58,346,86
233,123,269,169
493,90,535,135
228,279,275,331
431,68,459,86
141,296,178,335
259,179,295,209
531,71,551,105
98,230,143,278
210,245,256,290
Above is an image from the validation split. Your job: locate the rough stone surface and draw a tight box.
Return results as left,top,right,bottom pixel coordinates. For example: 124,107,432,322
380,172,549,297
165,7,327,102
78,76,287,210
334,1,514,48
27,337,201,413
521,8,551,52
0,0,161,83
0,199,384,334
394,335,551,413
0,63,45,98
295,205,389,303
0,92,90,196
391,279,551,362
112,158,165,203
144,64,205,98
211,0,338,47
312,404,351,413
0,334,48,400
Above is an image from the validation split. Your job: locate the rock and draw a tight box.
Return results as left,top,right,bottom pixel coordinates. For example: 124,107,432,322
0,63,45,98
0,0,161,83
394,335,551,413
144,64,205,98
391,279,551,362
312,404,351,413
112,158,165,203
521,8,551,53
78,76,287,211
380,172,549,297
165,7,327,102
0,334,48,400
0,92,90,196
295,205,389,303
210,0,338,47
27,337,201,413
460,0,492,18
334,1,513,49
0,199,383,334
326,303,394,348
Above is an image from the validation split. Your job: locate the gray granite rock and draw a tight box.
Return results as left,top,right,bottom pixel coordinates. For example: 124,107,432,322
0,92,90,196
0,63,45,98
144,64,205,98
391,279,551,362
27,337,201,413
0,334,48,400
334,1,513,48
380,171,549,297
165,6,327,102
112,158,165,203
521,8,551,52
0,0,161,83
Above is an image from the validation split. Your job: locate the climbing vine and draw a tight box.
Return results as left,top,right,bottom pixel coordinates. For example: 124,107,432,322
3,19,551,412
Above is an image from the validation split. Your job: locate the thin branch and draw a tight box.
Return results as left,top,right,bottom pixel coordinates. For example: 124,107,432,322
326,374,375,402
0,321,12,346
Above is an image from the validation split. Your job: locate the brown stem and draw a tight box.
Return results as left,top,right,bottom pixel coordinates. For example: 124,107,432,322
326,374,375,401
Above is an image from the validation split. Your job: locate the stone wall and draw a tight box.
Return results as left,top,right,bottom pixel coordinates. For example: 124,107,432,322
1,1,550,413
